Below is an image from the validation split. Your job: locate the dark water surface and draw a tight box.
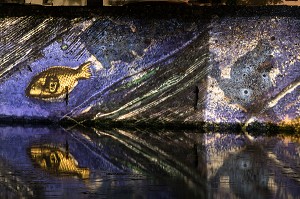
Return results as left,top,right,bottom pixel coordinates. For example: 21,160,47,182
0,126,299,198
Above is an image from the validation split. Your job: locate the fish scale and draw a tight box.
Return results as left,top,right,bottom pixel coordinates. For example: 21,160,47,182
26,62,92,101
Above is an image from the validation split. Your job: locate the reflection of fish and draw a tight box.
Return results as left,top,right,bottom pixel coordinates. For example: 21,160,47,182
26,62,92,101
29,145,90,179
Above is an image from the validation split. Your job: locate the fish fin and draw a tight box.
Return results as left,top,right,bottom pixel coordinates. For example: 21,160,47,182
78,62,92,79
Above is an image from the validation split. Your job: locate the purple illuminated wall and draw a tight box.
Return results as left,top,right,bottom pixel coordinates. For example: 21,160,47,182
0,9,299,124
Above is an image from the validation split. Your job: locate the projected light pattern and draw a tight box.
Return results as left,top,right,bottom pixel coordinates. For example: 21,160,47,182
30,145,90,178
0,15,298,123
207,17,300,123
25,62,92,101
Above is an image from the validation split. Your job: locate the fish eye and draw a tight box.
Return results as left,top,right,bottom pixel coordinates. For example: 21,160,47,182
50,153,57,163
49,82,58,92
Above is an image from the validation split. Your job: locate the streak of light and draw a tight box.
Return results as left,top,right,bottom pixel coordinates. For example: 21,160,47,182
267,80,300,109
96,54,208,120
19,18,53,44
62,32,204,120
267,151,300,183
94,129,207,191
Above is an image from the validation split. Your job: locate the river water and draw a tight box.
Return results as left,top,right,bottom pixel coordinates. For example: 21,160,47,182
0,125,299,198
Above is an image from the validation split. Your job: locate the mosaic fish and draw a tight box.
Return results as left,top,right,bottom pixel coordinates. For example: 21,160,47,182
26,62,92,101
29,145,90,179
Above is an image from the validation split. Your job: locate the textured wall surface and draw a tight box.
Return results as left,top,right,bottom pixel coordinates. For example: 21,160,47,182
0,7,299,124
207,16,300,123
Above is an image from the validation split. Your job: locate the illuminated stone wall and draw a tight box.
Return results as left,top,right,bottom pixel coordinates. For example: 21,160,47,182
0,7,299,124
207,17,300,123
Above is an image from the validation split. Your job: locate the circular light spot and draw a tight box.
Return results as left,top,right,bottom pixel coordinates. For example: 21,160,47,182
61,44,68,51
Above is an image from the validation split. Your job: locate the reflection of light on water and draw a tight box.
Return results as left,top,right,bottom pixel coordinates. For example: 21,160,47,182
237,156,252,170
1,125,298,198
0,171,34,197
267,151,300,183
95,129,182,175
267,177,278,195
85,178,103,191
219,175,230,190
30,146,90,179
92,129,207,193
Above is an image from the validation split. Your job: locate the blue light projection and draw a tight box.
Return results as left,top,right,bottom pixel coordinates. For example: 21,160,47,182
0,15,298,124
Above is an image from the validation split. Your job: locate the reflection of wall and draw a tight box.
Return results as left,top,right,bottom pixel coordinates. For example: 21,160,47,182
205,133,300,199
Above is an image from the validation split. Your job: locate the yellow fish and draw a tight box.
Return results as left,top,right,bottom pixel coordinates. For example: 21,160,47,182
26,62,92,101
30,145,90,179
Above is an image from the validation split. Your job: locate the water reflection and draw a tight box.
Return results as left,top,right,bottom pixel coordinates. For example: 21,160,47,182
0,126,299,198
29,145,90,179
210,145,271,199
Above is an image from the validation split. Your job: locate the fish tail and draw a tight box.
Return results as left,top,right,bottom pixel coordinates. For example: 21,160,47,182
78,62,92,79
